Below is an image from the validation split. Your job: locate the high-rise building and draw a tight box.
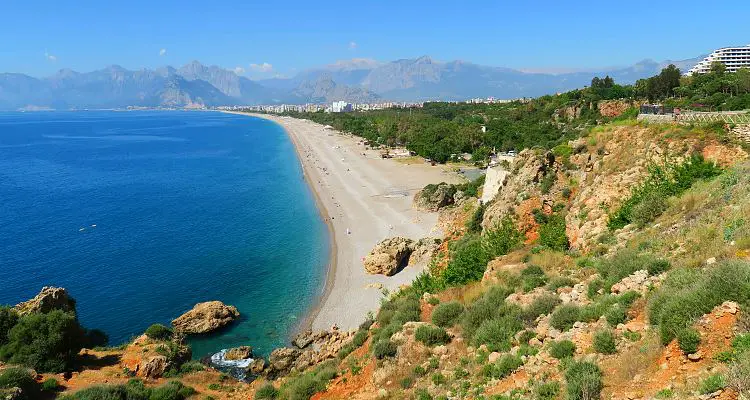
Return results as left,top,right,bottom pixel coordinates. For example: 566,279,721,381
688,44,750,75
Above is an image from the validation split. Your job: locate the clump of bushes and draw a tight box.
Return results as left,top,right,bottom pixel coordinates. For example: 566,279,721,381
482,354,523,379
414,325,451,346
0,367,40,399
372,340,397,359
61,379,195,400
699,374,727,395
42,378,60,392
538,214,569,251
0,310,87,373
254,383,279,400
431,301,464,327
548,340,576,359
279,360,338,400
338,320,371,359
522,294,561,323
466,203,486,233
592,330,617,354
565,361,603,400
608,154,722,230
677,328,701,355
648,260,750,345
593,248,670,296
550,303,580,331
520,265,547,292
145,324,173,341
461,286,523,351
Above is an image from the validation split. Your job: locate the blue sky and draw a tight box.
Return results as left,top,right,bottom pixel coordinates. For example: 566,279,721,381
1,0,748,79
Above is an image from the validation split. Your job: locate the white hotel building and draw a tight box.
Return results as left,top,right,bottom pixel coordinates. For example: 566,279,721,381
687,44,750,75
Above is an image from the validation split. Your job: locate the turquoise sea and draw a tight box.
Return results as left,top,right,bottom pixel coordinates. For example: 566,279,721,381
0,111,329,360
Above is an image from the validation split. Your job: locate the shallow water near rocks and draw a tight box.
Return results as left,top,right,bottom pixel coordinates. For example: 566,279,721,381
0,110,329,359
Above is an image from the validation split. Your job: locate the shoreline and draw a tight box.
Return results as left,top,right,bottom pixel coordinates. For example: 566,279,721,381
224,111,462,332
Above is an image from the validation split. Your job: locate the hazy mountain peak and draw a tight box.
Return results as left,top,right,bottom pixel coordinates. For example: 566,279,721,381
326,58,380,71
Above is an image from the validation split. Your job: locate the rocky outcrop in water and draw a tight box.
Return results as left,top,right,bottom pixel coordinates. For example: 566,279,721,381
413,182,456,211
364,237,414,276
225,346,253,361
14,286,76,316
171,301,239,334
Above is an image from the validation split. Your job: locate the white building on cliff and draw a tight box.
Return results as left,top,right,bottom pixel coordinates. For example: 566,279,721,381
688,44,750,75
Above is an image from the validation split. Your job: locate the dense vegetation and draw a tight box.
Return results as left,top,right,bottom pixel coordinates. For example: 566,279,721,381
0,306,107,373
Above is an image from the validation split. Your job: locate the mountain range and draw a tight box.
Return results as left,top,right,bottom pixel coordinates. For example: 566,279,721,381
0,56,702,110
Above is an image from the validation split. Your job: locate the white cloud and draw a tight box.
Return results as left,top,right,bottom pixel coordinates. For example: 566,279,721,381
348,41,357,50
233,66,246,75
159,48,167,56
44,50,57,62
249,62,273,73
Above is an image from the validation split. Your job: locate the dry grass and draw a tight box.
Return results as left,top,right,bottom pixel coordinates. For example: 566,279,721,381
602,333,663,397
528,249,572,274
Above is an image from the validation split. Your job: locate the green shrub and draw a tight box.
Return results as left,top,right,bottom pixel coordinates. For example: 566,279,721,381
593,330,617,354
518,330,537,345
145,324,173,341
179,361,205,375
431,372,445,386
548,340,576,359
677,328,701,355
0,367,39,398
647,259,671,276
63,379,195,400
522,294,561,323
539,214,569,251
254,383,278,400
372,340,397,359
550,304,580,331
533,380,560,400
655,388,674,399
442,235,491,286
414,388,432,400
649,260,750,345
0,310,85,372
565,361,603,400
415,325,451,346
0,306,19,346
376,291,421,328
472,315,524,352
466,204,486,233
483,354,523,379
460,286,513,338
605,304,628,326
431,301,464,327
42,377,60,392
482,216,523,259
281,362,338,400
699,374,726,395
631,190,669,228
608,154,721,230
546,276,575,291
520,265,547,292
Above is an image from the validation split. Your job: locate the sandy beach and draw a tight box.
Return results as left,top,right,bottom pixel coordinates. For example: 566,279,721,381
227,112,463,331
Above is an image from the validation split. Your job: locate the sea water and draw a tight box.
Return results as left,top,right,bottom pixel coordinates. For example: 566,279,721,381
0,111,329,360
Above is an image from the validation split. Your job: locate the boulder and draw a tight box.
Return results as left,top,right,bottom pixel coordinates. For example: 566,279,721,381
247,358,266,375
171,301,239,334
140,355,168,379
268,347,300,373
413,183,456,211
408,238,441,267
15,286,76,316
224,346,253,361
293,330,315,349
364,237,414,276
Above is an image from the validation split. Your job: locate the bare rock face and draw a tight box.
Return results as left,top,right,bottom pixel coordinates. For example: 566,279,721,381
293,330,316,349
364,237,414,276
171,301,239,334
14,286,76,316
248,358,266,375
408,238,441,267
140,355,168,379
224,346,253,361
267,347,300,376
413,182,456,211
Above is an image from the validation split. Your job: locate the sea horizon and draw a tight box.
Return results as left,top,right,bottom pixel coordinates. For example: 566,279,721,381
0,110,330,359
